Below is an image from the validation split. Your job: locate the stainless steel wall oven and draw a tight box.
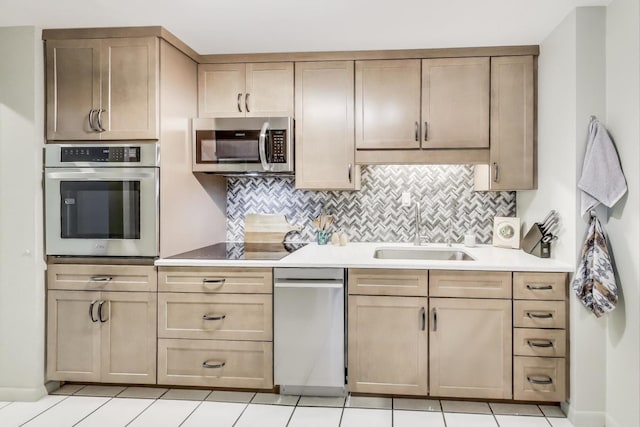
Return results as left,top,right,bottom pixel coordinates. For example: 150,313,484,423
44,143,159,257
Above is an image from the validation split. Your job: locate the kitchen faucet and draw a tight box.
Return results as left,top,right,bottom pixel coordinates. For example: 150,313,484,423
413,201,428,246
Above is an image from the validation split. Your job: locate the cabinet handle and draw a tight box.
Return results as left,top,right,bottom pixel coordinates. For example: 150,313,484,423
493,162,499,182
96,109,106,132
89,300,98,322
88,109,97,131
424,121,429,141
202,314,226,321
527,312,553,319
90,276,113,282
245,93,250,113
202,278,226,285
348,163,352,183
527,340,554,348
97,300,108,323
526,284,553,290
431,307,437,331
527,375,554,385
237,93,243,112
202,360,226,369
420,307,426,331
414,121,419,141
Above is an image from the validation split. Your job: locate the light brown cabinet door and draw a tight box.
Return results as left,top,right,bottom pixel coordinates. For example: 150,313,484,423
245,63,294,117
348,295,428,395
46,39,101,140
356,60,421,149
489,55,535,190
198,62,293,118
47,290,101,382
295,61,359,190
429,297,512,399
198,63,246,117
100,37,159,139
422,57,489,148
100,291,157,384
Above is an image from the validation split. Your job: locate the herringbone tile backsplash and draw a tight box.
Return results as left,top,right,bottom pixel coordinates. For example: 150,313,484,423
227,165,516,244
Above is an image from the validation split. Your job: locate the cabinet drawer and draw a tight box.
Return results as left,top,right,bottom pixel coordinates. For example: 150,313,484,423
157,339,273,389
514,356,566,402
158,293,272,341
514,301,566,329
514,329,566,358
348,268,428,297
47,264,157,292
513,272,567,301
429,270,511,298
348,269,427,296
158,267,272,294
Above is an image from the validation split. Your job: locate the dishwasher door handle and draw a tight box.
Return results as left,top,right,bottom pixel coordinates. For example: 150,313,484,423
274,280,343,289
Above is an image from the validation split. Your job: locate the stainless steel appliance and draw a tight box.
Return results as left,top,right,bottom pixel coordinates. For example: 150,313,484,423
274,268,346,396
192,117,294,174
44,143,159,257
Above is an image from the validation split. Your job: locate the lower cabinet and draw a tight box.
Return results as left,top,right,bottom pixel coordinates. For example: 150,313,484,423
157,267,274,389
428,297,512,399
47,290,157,384
348,295,428,395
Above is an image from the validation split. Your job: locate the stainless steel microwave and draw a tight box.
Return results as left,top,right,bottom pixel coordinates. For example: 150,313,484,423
44,143,159,257
192,117,294,174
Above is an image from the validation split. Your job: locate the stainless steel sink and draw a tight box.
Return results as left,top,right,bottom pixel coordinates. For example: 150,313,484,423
373,247,475,261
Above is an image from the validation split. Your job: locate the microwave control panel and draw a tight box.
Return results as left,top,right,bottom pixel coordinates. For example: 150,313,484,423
269,130,287,163
60,146,141,163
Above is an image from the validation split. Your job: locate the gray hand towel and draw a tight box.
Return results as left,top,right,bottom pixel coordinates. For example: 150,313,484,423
579,119,627,217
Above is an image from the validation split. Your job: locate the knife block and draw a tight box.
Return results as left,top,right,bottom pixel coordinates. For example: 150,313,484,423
522,223,551,258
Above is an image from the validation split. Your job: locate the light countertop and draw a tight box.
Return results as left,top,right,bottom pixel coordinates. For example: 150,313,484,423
155,242,574,272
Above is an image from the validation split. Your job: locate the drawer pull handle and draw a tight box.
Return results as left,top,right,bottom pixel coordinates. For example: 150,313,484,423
202,278,226,285
527,375,554,385
526,284,553,290
420,307,426,331
202,314,226,321
527,312,553,319
527,340,554,348
202,360,226,369
90,276,113,282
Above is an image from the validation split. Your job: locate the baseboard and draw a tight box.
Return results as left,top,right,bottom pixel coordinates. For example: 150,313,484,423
605,414,623,427
0,385,48,401
566,403,606,427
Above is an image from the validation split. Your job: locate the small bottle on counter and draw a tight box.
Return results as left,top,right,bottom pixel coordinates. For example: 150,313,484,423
339,228,350,246
331,232,340,245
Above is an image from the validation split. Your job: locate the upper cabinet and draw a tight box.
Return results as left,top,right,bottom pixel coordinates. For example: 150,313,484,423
46,37,159,140
355,57,490,151
198,62,294,118
488,56,536,190
422,57,490,149
355,60,422,149
295,61,360,190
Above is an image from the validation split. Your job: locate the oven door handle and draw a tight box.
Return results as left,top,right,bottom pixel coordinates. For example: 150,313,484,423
45,169,157,180
258,121,270,172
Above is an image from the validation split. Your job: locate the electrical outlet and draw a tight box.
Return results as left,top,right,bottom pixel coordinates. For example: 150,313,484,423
401,192,412,207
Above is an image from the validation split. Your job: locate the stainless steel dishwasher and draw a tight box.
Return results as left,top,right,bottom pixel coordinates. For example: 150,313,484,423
274,268,346,396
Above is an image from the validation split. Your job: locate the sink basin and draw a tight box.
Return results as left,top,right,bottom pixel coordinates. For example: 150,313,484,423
373,247,475,261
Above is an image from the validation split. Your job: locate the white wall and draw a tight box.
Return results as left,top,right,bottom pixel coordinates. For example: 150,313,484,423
517,7,608,426
604,0,640,426
0,26,47,400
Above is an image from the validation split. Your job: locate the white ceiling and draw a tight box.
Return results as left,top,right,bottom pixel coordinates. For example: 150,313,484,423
0,0,610,55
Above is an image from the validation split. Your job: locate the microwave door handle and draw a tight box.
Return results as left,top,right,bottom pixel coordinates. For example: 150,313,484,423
258,121,270,171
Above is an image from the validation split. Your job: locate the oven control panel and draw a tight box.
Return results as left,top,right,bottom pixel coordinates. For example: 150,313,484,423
60,146,141,163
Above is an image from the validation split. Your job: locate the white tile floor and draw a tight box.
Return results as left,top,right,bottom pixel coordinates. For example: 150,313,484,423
0,385,575,427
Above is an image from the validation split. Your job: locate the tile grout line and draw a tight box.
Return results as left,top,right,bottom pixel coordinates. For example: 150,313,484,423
177,396,208,427
231,401,252,427
71,396,115,427
18,393,72,426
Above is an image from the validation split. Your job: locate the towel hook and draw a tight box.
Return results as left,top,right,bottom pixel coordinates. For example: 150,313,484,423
589,115,597,123
590,210,597,218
